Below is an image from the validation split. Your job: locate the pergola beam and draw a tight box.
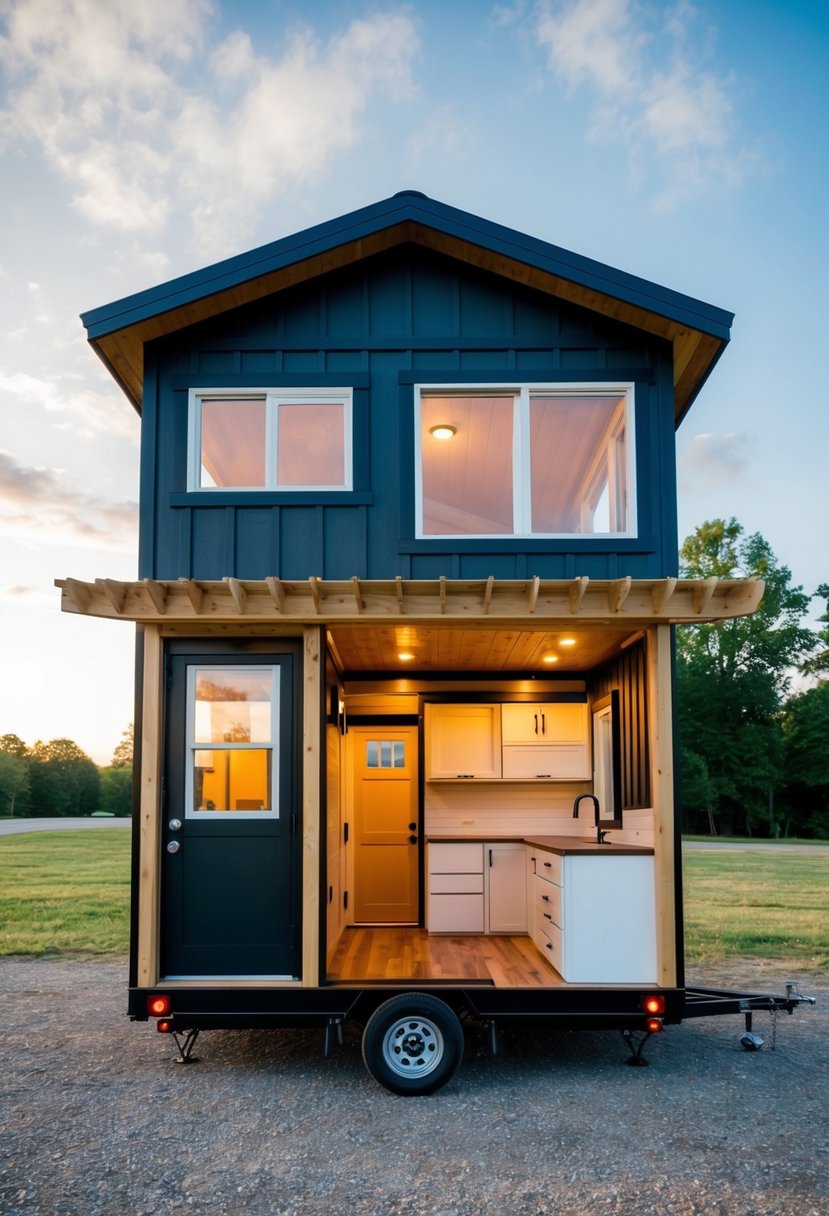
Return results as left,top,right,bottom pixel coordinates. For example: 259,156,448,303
55,574,765,626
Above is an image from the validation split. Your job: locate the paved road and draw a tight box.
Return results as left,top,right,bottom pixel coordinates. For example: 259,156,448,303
0,816,131,836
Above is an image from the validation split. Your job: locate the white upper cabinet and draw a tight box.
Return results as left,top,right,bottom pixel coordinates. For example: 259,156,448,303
425,704,502,780
501,703,590,780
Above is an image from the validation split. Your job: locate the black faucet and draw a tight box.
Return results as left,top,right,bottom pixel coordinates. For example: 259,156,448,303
573,793,609,844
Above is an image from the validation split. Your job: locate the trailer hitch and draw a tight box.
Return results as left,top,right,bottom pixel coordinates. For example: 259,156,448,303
740,982,816,1051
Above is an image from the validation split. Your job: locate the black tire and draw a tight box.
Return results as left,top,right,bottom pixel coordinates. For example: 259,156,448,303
361,993,464,1095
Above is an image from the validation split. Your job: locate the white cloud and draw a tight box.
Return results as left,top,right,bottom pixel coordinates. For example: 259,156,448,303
0,367,140,444
0,1,419,256
0,449,138,548
679,431,752,487
532,0,758,207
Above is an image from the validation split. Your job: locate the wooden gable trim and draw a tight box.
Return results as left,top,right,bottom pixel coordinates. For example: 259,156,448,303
89,219,726,421
56,574,764,626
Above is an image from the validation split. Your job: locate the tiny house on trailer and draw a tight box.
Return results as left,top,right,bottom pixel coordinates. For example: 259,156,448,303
59,192,813,1093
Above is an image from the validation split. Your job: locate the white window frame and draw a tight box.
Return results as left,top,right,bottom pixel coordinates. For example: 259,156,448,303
184,664,280,820
188,387,353,491
414,381,637,540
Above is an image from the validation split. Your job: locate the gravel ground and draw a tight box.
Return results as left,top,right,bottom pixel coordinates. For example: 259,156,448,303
1,959,825,1216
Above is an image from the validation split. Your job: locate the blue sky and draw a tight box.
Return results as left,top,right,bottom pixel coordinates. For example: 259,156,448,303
1,0,827,763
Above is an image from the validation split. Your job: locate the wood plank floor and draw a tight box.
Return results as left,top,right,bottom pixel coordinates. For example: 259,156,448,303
327,927,564,988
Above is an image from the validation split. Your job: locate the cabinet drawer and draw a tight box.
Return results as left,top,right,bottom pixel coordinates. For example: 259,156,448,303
428,842,483,873
430,872,484,895
536,921,565,972
535,881,563,928
534,851,563,885
428,893,484,933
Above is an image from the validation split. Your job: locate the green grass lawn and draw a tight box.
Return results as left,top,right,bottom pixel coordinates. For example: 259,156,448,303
0,829,131,957
1,829,826,971
683,851,828,971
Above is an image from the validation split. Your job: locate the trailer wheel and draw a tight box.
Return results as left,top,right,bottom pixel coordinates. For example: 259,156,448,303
361,993,464,1095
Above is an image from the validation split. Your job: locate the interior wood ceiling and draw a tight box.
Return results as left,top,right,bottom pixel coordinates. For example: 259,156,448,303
326,623,633,674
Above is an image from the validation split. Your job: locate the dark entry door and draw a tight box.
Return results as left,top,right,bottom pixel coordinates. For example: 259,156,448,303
161,649,300,979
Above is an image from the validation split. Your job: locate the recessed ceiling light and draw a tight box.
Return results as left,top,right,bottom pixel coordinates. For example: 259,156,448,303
559,637,577,647
429,424,457,441
542,654,559,664
398,652,415,662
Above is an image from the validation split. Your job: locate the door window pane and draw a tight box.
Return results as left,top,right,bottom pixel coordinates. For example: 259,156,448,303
420,395,514,534
200,398,266,487
194,669,273,743
277,402,345,487
366,740,406,769
192,749,272,812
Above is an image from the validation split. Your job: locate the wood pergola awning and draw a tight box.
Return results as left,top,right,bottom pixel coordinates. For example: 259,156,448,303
56,574,764,625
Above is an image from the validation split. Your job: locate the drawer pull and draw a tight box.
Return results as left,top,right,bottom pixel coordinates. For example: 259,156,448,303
541,894,549,902
545,942,552,951
543,862,552,868
544,913,553,921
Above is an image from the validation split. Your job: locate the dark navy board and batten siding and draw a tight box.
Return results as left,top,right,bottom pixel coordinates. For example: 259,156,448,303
140,249,679,583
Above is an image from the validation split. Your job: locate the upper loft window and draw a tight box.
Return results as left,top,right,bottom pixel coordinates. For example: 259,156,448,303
415,383,635,539
188,388,353,491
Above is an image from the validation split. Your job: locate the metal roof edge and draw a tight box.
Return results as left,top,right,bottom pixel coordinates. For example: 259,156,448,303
80,192,733,343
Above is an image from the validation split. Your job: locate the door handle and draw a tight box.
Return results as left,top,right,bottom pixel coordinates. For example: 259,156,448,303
168,818,182,832
408,835,418,844
166,840,181,855
408,822,417,831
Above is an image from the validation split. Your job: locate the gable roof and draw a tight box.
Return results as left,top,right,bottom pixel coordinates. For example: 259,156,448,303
81,190,733,422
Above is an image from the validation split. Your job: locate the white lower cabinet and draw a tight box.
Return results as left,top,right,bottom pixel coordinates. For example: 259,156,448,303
427,843,484,932
486,843,527,933
427,841,527,934
528,848,657,984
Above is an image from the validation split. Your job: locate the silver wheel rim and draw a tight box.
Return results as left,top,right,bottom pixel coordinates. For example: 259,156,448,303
381,1014,445,1079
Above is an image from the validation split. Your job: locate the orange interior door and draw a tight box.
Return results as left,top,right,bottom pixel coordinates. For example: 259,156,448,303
351,727,419,923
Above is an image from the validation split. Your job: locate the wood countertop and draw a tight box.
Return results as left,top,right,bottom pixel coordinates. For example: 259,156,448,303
427,834,653,857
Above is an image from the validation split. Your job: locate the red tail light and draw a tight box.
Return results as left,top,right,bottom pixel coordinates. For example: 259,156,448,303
156,1018,173,1033
148,994,171,1017
645,1017,663,1034
641,994,665,1016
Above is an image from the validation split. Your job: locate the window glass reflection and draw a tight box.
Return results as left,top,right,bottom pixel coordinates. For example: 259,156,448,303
194,669,273,743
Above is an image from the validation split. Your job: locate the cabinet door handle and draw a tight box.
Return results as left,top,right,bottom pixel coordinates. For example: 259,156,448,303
534,713,538,735
541,711,546,735
488,849,493,868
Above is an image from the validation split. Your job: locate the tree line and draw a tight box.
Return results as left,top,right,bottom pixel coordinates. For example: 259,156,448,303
0,726,133,818
677,519,828,838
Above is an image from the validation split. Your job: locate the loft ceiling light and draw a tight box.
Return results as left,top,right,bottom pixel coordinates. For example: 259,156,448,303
429,424,456,441
398,651,415,662
542,654,559,664
559,637,577,647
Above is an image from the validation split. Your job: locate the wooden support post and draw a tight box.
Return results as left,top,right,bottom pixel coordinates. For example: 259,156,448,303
64,577,91,612
438,575,447,614
691,576,718,615
650,577,676,615
351,576,364,613
482,575,494,615
143,579,168,615
568,576,588,613
266,576,286,612
302,627,322,988
527,575,540,615
137,625,163,987
98,578,127,614
646,625,677,989
609,576,632,613
179,578,203,614
226,577,247,614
